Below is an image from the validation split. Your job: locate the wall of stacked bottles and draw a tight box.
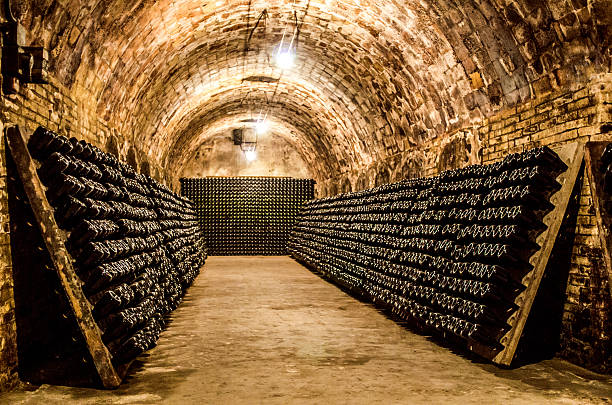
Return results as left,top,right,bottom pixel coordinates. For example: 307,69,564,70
288,146,569,361
181,177,315,255
27,127,208,366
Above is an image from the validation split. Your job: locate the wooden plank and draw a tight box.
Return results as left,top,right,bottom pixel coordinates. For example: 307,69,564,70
5,126,122,389
7,151,105,387
584,143,612,297
490,142,585,366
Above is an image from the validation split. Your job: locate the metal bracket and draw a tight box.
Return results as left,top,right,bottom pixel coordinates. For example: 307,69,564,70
1,0,49,94
233,128,244,145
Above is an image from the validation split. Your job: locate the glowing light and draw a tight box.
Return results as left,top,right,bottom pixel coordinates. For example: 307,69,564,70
244,150,257,162
255,119,269,135
276,51,295,70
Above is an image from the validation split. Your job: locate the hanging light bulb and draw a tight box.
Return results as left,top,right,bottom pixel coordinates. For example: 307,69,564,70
275,22,297,70
255,119,269,135
275,50,295,70
244,150,257,162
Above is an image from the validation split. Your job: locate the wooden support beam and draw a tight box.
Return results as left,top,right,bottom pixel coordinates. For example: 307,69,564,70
5,126,121,389
487,142,585,366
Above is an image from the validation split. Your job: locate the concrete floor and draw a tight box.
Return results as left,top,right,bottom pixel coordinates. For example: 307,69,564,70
2,256,611,404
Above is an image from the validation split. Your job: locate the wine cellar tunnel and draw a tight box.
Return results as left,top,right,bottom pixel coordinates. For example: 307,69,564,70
0,0,611,402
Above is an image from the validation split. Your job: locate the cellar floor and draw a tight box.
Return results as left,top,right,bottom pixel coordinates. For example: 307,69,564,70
2,256,612,404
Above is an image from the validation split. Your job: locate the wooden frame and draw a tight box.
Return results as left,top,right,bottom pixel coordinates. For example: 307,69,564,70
6,126,122,388
470,142,586,365
294,142,586,367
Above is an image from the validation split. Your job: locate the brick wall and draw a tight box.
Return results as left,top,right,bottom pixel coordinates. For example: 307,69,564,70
478,74,611,164
559,174,612,373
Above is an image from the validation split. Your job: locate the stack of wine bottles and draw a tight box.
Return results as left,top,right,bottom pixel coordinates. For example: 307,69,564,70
27,126,208,366
181,177,315,255
289,146,567,355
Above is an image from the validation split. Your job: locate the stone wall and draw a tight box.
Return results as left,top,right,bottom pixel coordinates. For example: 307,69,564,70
0,119,18,391
180,132,311,180
559,173,612,373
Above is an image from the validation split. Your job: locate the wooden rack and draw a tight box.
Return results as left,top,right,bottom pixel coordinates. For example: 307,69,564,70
295,142,586,367
471,142,585,365
6,126,124,388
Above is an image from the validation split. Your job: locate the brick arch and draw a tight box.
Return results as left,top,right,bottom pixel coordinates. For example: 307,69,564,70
12,0,611,184
394,152,426,181
355,172,370,191
140,158,151,177
339,177,351,193
160,80,368,178
105,135,120,159
375,165,391,186
126,146,139,170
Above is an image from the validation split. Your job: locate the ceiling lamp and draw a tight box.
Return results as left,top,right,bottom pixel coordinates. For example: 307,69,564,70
240,129,258,162
244,150,257,162
255,118,270,135
275,50,295,70
275,11,298,71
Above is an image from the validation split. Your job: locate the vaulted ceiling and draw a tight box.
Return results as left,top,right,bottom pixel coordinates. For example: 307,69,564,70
13,0,611,181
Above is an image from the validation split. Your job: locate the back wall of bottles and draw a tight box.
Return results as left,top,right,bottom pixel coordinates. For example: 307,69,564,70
181,177,315,255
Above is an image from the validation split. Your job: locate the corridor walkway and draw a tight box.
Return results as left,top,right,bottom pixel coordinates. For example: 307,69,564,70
1,256,611,404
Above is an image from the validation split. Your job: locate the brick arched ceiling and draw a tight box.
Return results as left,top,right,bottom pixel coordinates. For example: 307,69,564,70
13,0,611,182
